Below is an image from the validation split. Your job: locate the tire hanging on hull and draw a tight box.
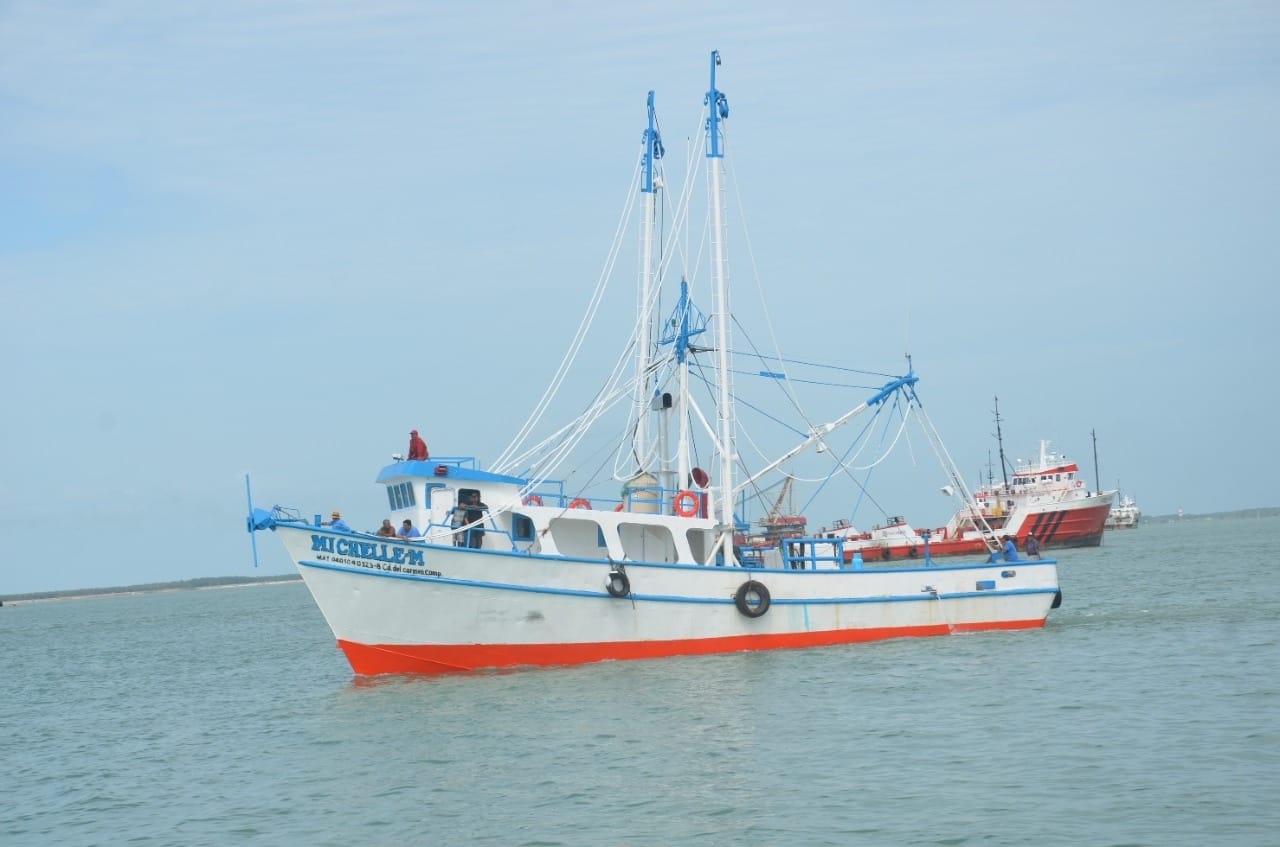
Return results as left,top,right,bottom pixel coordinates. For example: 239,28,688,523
734,580,771,618
606,568,631,598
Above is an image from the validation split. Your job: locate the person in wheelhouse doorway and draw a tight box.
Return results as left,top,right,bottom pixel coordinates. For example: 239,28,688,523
408,429,428,460
463,492,488,549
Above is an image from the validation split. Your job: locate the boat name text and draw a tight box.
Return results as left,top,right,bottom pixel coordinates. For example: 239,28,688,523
310,535,440,576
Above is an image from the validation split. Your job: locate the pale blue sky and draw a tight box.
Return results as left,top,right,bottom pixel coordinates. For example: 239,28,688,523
3,2,1277,593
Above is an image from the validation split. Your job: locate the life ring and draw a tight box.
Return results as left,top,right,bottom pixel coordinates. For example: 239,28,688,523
523,494,543,506
613,502,625,512
606,568,631,598
1075,481,1082,489
568,497,591,509
734,580,771,618
673,489,699,517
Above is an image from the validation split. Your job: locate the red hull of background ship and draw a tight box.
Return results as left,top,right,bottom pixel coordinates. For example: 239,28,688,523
829,441,1115,562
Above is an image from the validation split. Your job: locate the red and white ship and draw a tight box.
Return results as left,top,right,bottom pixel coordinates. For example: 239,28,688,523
829,441,1115,562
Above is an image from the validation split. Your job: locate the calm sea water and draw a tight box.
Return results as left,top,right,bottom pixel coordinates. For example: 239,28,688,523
4,517,1278,847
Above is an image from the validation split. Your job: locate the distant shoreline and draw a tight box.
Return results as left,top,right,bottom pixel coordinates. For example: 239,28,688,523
1143,507,1280,525
1,574,302,606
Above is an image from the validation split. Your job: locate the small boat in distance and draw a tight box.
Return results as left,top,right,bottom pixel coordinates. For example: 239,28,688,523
1105,493,1141,529
245,52,1061,676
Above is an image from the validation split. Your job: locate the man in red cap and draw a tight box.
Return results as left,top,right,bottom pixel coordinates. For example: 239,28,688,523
408,429,428,460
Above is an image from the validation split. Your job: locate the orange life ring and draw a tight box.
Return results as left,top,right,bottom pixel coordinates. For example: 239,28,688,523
673,489,699,517
613,502,624,512
523,494,543,506
568,497,591,509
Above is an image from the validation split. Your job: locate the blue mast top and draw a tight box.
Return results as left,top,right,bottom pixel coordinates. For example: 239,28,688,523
660,279,708,365
642,91,665,194
705,50,729,159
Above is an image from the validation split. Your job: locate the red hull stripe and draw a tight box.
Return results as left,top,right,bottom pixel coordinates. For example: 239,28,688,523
337,619,1047,675
1030,508,1068,542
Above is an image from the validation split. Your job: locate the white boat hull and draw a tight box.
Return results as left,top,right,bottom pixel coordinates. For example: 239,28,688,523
1105,496,1141,529
278,525,1059,674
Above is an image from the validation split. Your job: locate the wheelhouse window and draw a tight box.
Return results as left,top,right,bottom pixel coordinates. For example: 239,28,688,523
387,482,417,511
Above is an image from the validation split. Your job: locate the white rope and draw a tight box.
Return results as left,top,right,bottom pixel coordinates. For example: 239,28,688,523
491,153,645,472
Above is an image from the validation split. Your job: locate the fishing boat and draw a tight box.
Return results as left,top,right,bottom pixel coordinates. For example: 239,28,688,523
829,440,1115,562
1105,494,1141,529
245,52,1061,676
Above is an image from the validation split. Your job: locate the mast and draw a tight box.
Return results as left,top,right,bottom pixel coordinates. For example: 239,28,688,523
1091,428,1100,495
660,279,705,499
705,49,735,559
632,91,664,471
992,396,1009,488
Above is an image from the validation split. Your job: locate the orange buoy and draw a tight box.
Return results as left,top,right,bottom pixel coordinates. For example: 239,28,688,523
673,490,699,517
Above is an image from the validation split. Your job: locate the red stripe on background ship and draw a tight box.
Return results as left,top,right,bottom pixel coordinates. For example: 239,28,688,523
822,441,1114,562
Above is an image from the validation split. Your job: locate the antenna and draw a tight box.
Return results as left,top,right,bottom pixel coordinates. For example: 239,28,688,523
1091,429,1100,495
244,473,260,568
